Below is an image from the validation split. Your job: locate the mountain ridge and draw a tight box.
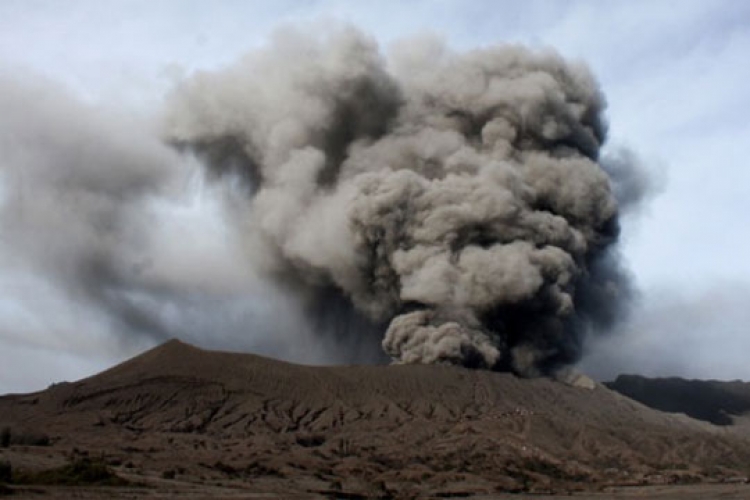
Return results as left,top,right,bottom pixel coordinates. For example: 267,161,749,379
2,340,750,498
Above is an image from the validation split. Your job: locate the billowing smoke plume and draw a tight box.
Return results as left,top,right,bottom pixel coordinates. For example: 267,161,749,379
162,28,636,375
0,74,338,364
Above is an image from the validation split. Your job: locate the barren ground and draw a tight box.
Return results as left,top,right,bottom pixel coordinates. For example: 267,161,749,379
1,340,749,498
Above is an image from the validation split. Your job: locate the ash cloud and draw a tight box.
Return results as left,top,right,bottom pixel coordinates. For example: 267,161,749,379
0,73,336,364
163,28,642,376
0,75,182,346
0,28,646,377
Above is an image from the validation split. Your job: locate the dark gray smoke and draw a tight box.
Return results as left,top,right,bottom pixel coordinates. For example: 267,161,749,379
162,28,640,376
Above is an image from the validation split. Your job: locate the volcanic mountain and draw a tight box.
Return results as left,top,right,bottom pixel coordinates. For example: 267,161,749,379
2,340,750,498
606,374,750,426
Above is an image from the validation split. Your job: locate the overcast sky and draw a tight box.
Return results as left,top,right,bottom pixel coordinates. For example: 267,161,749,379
1,0,750,393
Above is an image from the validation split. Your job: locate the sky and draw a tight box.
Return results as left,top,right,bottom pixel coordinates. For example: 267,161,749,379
1,0,750,393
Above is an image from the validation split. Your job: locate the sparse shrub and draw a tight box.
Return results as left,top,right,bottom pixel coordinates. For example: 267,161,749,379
0,428,10,448
213,461,237,476
0,461,11,483
244,461,284,478
12,458,129,486
295,434,325,448
12,431,49,447
1,429,49,447
336,438,352,457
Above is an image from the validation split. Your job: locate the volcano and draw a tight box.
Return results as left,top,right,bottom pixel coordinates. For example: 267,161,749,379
2,340,750,498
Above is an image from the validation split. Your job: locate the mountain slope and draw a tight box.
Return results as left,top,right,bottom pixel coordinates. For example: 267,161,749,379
606,374,750,425
1,340,750,497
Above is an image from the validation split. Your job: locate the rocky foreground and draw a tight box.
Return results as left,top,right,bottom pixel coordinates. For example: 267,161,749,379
1,340,750,498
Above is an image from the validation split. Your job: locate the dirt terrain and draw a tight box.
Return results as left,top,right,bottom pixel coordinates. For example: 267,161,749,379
2,340,750,498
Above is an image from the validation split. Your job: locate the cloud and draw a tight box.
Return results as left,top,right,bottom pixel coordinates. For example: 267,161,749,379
0,73,352,386
580,283,750,381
